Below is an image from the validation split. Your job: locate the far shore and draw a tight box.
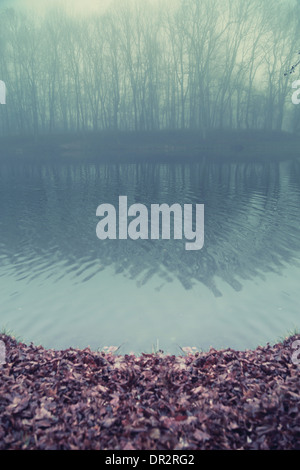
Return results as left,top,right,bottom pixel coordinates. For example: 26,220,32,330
1,129,300,162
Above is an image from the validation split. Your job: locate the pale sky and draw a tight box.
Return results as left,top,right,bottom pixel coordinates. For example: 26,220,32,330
1,0,113,15
1,0,163,16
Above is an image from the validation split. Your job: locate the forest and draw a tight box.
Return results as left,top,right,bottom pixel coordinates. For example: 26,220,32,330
0,0,300,138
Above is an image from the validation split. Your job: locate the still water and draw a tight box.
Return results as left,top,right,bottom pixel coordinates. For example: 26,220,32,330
0,156,299,354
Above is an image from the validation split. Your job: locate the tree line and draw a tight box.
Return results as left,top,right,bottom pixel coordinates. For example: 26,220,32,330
0,0,299,138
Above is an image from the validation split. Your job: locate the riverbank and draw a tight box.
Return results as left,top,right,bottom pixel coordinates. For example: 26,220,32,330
0,333,299,450
1,129,300,162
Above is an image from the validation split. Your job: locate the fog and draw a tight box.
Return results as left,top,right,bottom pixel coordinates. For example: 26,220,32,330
1,0,113,16
1,0,300,138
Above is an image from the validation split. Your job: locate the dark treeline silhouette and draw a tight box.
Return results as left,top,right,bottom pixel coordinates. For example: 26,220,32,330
1,0,300,138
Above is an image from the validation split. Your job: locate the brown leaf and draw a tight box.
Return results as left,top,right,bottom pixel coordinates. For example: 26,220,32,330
194,429,210,442
150,428,161,440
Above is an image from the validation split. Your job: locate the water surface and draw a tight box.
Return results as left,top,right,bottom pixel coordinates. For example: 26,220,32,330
0,156,299,353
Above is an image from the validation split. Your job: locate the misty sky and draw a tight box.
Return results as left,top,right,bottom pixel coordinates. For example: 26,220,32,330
1,0,113,16
0,0,164,17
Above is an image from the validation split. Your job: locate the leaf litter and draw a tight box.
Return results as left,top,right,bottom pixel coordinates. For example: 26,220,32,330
0,334,299,450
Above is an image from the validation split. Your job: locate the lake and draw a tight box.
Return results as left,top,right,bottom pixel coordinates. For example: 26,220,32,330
0,155,299,354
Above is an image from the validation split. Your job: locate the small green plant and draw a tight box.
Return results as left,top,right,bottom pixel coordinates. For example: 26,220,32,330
151,338,165,354
277,326,300,344
0,325,23,343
